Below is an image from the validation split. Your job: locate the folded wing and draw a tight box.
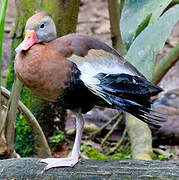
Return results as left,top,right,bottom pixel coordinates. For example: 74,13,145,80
58,34,165,127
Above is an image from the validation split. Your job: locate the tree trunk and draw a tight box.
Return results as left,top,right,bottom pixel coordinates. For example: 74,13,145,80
126,115,153,160
107,0,126,55
0,158,178,179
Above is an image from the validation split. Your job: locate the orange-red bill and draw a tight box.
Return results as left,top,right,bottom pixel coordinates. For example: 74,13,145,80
15,30,38,53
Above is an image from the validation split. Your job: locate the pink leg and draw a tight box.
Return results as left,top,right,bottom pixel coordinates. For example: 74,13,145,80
40,112,89,170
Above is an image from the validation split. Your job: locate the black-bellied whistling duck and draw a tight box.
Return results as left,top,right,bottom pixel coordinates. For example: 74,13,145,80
15,12,165,170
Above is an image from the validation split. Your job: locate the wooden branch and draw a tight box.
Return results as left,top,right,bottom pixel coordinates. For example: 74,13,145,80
89,112,121,140
108,0,126,55
101,113,123,146
0,106,7,156
0,158,179,179
1,86,52,158
2,78,22,157
126,115,153,160
108,128,127,155
152,42,179,84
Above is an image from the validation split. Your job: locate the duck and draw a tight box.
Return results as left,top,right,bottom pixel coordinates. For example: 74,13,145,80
14,11,165,170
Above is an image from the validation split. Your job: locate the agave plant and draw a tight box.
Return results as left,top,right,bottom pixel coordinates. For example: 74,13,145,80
121,0,179,82
108,0,179,159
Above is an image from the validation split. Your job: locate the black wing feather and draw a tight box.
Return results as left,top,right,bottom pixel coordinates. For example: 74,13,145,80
96,73,162,108
96,73,165,128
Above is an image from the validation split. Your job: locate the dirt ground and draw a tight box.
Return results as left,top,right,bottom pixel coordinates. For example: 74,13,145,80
2,0,179,159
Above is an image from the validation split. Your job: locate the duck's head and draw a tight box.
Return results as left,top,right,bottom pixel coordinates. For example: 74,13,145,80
16,11,57,53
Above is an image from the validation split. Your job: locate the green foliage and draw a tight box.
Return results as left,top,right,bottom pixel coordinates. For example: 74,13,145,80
14,113,35,157
125,5,179,80
81,143,107,159
153,152,174,161
80,143,131,160
120,1,179,80
121,0,172,50
6,62,15,90
6,38,22,89
49,130,65,146
110,145,132,160
0,0,8,89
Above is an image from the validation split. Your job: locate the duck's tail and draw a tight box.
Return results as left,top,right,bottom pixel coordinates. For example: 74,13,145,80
96,73,166,128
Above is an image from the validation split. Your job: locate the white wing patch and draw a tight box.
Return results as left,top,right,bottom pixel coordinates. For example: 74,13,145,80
67,49,135,104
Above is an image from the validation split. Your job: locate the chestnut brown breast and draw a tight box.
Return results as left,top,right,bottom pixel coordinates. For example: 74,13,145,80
15,42,73,102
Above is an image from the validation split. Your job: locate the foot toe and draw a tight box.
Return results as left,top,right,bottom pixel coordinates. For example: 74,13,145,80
80,152,89,160
40,158,55,164
40,157,79,170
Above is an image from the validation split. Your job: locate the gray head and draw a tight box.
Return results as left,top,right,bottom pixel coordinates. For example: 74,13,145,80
25,11,57,43
15,12,57,53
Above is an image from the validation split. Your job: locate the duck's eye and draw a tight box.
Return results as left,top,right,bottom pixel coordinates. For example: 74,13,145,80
40,23,45,29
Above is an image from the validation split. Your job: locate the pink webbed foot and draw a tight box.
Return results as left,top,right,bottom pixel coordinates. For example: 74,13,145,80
40,157,79,170
40,152,89,170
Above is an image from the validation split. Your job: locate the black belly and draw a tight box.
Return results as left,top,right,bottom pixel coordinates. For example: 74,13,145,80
57,64,102,113
57,78,98,113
